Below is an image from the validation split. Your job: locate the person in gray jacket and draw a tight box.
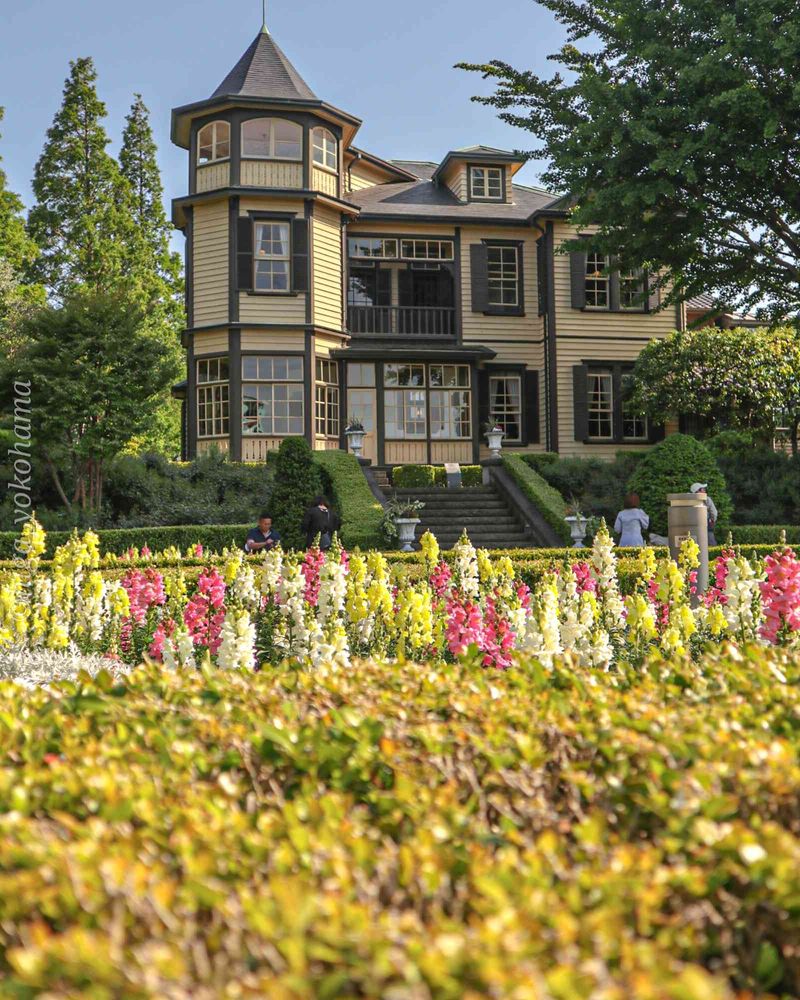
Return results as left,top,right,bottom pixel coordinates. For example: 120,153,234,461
690,483,718,546
614,493,650,547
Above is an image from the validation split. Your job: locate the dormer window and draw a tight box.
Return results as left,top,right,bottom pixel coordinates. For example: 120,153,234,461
197,121,230,164
312,127,338,172
241,118,303,160
469,166,504,201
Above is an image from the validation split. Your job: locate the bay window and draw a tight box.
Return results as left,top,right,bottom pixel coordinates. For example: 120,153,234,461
383,363,472,441
197,121,230,164
312,127,338,171
197,357,229,438
241,118,302,160
242,356,304,436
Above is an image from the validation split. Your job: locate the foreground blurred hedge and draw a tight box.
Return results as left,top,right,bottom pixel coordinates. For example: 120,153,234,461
0,649,798,996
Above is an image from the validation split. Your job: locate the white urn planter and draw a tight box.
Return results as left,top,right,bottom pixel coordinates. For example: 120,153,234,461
565,515,589,549
486,428,504,458
394,517,421,552
345,428,366,458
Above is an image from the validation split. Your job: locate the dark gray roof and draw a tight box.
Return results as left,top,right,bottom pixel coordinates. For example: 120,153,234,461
391,160,438,181
686,293,759,322
348,175,559,223
212,29,317,102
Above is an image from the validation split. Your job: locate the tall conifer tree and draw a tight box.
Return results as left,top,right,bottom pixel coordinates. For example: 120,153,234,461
28,57,134,299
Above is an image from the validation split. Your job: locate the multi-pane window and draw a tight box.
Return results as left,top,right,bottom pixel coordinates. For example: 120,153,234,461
254,222,290,292
488,245,519,307
384,389,427,439
587,371,614,440
620,269,645,310
197,357,229,438
197,121,230,164
312,127,337,170
384,364,426,388
347,363,376,388
315,359,340,437
470,166,503,200
242,356,304,436
430,390,471,439
585,252,610,308
399,240,454,261
383,364,471,441
348,237,398,259
241,118,302,159
621,374,648,440
489,375,522,442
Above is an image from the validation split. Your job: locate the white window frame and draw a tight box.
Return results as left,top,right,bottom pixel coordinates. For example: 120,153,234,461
315,359,340,437
241,118,303,161
312,127,338,172
470,166,504,201
384,389,428,440
254,221,291,293
489,374,523,443
620,269,645,310
487,245,519,307
241,355,305,438
348,237,399,259
196,357,230,439
197,121,230,165
585,252,610,309
430,389,471,440
587,370,614,441
399,240,455,261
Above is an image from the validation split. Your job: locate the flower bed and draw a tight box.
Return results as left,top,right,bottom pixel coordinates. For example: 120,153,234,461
5,518,800,671
0,649,798,995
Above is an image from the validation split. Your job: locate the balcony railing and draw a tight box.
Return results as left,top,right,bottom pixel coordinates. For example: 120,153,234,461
348,305,456,338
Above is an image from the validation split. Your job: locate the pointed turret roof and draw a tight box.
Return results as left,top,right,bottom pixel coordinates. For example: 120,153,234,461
211,28,317,102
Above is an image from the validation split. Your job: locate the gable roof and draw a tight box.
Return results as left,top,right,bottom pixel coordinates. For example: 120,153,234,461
211,28,317,102
431,146,525,184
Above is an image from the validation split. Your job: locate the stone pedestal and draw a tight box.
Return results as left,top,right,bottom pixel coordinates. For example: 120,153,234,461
667,493,709,597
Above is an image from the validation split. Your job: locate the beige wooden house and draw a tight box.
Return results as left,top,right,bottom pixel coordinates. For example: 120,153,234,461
171,26,684,466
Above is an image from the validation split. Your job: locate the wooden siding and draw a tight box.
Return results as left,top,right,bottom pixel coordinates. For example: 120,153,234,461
240,160,303,188
431,441,472,464
193,331,229,355
313,207,343,330
440,163,467,202
312,166,338,197
196,161,230,193
240,329,305,352
238,198,307,325
385,441,427,465
314,437,341,452
193,200,229,327
347,160,388,194
552,220,677,457
242,438,282,462
197,438,230,457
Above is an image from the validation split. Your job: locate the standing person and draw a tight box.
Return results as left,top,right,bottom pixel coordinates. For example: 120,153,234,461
302,496,340,551
690,483,718,546
614,493,650,547
244,513,281,553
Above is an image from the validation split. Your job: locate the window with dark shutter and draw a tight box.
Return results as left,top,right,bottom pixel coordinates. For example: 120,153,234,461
236,217,253,291
573,364,589,441
570,250,587,309
470,243,489,312
291,217,309,293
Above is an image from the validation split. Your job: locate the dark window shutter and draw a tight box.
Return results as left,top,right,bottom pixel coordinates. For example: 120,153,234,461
573,364,589,441
376,268,391,306
237,217,253,291
477,369,490,432
537,238,548,316
570,250,587,309
649,420,666,443
292,218,309,293
524,370,539,445
609,263,621,312
470,243,489,312
645,272,660,312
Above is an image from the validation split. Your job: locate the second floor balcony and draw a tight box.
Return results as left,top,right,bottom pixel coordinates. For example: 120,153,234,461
348,304,456,338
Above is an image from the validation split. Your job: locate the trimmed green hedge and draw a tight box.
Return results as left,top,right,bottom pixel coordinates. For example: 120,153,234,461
313,450,384,550
502,454,571,545
391,464,483,489
728,525,800,544
0,524,252,560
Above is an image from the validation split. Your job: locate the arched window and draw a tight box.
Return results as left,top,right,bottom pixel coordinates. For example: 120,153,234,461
197,121,230,164
241,118,302,160
312,127,337,171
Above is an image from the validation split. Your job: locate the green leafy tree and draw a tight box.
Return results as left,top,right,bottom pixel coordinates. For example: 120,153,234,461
270,437,322,550
119,93,185,456
6,292,175,513
631,326,800,453
461,0,800,319
27,57,135,299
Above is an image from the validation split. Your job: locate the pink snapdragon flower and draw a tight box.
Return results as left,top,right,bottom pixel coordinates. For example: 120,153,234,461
572,562,597,594
445,598,483,657
760,548,800,643
430,560,453,598
122,568,167,625
301,547,326,606
481,596,515,670
183,569,227,653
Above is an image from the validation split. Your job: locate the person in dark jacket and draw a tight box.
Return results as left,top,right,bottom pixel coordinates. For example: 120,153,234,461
244,513,281,553
302,496,340,550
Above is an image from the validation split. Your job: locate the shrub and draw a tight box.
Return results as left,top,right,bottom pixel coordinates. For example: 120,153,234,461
268,438,322,550
2,653,800,995
520,451,560,470
392,465,483,488
313,450,383,549
502,454,571,544
706,435,800,525
526,450,646,526
628,434,732,536
728,525,800,545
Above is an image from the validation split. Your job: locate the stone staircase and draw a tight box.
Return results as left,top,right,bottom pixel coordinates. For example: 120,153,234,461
386,484,534,550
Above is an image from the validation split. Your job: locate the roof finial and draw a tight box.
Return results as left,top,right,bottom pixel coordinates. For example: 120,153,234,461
261,0,269,33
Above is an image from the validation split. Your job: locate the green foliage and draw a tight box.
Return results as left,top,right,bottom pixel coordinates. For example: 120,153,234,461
728,526,800,545
460,0,800,319
4,292,175,514
313,450,384,550
2,651,800,994
628,434,732,536
705,434,800,526
520,451,560,471
524,451,645,526
269,437,322,550
392,465,483,488
502,454,571,544
27,57,136,299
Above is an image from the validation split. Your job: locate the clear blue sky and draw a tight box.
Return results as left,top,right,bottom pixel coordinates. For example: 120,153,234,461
1,0,566,229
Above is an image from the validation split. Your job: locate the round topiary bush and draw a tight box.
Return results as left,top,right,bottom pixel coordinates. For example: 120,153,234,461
627,434,732,536
269,437,322,550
